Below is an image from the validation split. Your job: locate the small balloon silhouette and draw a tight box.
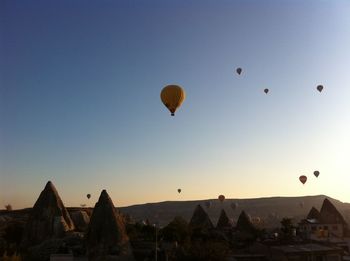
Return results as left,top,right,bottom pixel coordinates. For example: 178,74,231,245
299,175,307,185
317,85,324,92
218,195,225,202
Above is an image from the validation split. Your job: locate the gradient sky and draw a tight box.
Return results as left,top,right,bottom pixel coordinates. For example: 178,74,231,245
1,0,350,209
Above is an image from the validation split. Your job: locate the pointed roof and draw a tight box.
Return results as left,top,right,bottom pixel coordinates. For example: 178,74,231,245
236,211,256,233
320,198,347,224
216,209,232,229
22,181,75,246
86,190,133,259
189,204,213,230
307,207,321,220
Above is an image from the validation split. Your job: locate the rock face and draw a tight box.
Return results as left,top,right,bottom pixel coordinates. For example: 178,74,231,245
71,211,90,231
189,204,213,230
22,181,75,247
216,209,232,229
86,189,134,260
320,198,347,224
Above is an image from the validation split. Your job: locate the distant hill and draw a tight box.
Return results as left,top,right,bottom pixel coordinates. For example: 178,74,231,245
117,195,350,228
2,195,350,229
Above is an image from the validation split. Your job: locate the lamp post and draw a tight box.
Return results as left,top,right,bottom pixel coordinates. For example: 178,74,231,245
154,223,158,261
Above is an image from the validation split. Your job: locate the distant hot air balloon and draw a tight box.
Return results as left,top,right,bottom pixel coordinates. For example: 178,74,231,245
299,175,307,185
87,194,91,199
236,67,242,75
317,85,324,93
205,201,211,209
177,189,181,193
314,171,320,178
218,195,225,203
264,88,269,94
160,85,186,116
231,202,238,211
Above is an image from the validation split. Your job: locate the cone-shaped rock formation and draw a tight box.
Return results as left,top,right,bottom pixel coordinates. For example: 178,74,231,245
22,181,75,247
216,209,232,229
189,204,213,230
307,207,321,220
86,189,134,260
236,211,256,233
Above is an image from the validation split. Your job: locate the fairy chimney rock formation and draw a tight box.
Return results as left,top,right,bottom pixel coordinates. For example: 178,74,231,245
236,211,256,233
22,181,75,246
189,204,214,230
216,209,232,229
86,189,134,260
307,207,321,220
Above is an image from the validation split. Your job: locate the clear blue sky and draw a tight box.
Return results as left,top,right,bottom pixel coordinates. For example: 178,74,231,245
1,0,350,209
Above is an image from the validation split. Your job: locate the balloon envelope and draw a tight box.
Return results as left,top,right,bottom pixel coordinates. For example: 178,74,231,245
160,85,186,116
264,88,269,94
177,189,181,193
86,194,91,199
218,195,225,203
299,175,307,184
314,171,320,178
317,85,324,92
236,68,242,75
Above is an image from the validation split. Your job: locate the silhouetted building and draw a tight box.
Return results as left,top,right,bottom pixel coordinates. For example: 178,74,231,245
299,198,348,241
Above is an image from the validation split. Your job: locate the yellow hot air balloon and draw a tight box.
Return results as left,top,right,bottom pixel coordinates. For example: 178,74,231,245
160,85,186,116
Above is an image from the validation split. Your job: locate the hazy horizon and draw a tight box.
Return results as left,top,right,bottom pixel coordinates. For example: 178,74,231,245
1,0,350,209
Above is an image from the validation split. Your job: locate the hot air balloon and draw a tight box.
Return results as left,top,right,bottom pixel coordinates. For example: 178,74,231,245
264,88,269,94
87,194,91,199
299,175,307,185
177,189,181,193
317,85,324,93
314,171,320,178
160,85,186,116
205,201,211,209
236,68,242,75
231,202,238,210
218,195,225,203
